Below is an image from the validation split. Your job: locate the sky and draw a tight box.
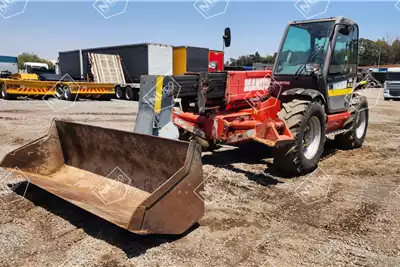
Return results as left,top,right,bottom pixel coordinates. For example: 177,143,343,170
0,1,399,61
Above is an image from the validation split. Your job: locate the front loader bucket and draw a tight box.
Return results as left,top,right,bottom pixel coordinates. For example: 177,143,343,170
0,120,204,235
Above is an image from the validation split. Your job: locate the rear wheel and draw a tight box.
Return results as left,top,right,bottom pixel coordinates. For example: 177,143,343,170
63,85,78,101
334,95,368,149
115,86,124,99
63,86,73,101
125,86,139,101
55,84,65,100
125,86,134,101
274,99,326,175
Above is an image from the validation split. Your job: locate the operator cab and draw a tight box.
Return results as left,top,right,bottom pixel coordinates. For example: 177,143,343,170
273,17,359,114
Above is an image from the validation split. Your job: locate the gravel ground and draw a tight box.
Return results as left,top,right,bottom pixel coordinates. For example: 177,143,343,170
0,89,399,267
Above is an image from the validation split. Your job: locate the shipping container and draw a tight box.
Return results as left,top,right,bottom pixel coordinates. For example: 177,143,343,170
173,46,210,75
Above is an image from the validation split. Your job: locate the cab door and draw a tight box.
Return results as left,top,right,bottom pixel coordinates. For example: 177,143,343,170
326,25,359,113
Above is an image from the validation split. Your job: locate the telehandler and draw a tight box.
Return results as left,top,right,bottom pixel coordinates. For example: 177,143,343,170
138,16,368,175
0,17,368,235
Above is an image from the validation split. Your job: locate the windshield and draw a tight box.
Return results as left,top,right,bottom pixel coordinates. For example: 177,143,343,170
387,72,400,81
274,21,335,75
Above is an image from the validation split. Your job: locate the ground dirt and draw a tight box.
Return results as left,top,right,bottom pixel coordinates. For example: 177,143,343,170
0,90,399,267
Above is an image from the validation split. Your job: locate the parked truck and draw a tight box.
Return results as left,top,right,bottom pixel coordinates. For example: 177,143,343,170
0,56,18,76
58,43,174,101
384,68,400,100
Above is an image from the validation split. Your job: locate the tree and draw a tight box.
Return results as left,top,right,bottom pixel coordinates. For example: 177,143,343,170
17,53,55,70
228,38,400,68
227,51,276,66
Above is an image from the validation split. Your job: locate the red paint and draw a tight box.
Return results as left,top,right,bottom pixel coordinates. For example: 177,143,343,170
326,112,351,132
208,50,224,72
225,70,272,107
173,96,294,147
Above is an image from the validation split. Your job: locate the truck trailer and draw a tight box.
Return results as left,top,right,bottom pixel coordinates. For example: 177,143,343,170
173,46,224,75
0,56,114,101
58,43,173,101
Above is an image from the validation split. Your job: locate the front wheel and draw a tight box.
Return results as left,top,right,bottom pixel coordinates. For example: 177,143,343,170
1,83,15,100
274,100,326,175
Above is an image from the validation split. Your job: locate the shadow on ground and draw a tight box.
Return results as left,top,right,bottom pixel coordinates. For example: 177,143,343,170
12,183,196,259
202,140,339,183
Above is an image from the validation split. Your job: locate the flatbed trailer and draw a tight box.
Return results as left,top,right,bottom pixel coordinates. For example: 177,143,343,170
0,74,115,100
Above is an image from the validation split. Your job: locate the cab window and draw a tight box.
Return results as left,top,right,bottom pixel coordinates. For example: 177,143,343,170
329,25,358,75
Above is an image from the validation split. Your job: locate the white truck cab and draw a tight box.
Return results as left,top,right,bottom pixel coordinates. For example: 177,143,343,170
384,68,400,100
23,62,49,74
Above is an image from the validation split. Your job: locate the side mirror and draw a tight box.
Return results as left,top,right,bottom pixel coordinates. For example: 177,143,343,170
223,27,231,47
338,25,351,36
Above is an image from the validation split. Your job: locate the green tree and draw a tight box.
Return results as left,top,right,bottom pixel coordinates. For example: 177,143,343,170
17,53,55,70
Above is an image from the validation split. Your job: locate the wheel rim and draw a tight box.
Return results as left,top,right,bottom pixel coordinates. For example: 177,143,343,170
116,88,122,98
125,88,132,99
63,86,70,99
355,109,367,139
302,116,322,160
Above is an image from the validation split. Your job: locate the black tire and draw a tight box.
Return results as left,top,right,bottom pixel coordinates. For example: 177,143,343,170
115,86,124,100
384,97,390,101
125,86,139,101
1,83,15,100
55,84,65,100
334,95,368,150
63,86,77,101
124,86,134,101
274,100,326,175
